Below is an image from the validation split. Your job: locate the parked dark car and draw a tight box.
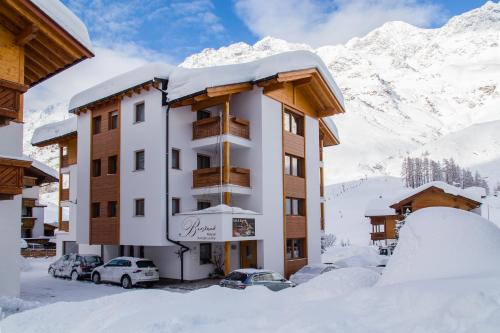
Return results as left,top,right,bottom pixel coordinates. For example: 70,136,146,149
219,269,295,291
49,254,103,280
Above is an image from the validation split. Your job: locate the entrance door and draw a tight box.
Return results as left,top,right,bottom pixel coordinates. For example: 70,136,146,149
240,240,257,269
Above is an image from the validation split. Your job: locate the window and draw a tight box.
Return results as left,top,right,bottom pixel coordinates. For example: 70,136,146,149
285,154,304,177
197,110,211,121
197,154,211,169
285,198,305,216
197,200,211,210
134,199,145,216
62,146,68,156
286,239,305,259
200,243,212,265
109,111,118,130
172,198,180,215
283,110,303,136
135,102,145,123
92,116,102,134
171,149,180,170
92,159,101,177
91,202,100,218
135,150,145,171
108,201,117,217
62,173,70,189
22,206,33,217
108,155,118,174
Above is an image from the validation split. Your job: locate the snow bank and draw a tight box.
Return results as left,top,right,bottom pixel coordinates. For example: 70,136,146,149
0,297,39,319
31,117,77,146
379,207,500,285
322,245,384,267
285,267,379,301
31,0,93,51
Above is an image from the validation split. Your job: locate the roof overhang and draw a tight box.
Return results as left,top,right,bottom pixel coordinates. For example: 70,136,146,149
389,186,482,209
25,163,58,184
32,131,77,147
1,0,94,87
319,119,339,146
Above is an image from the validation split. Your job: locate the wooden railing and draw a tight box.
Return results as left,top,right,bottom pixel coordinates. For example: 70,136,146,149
21,249,56,258
21,217,36,229
60,220,69,232
61,154,69,168
192,116,250,140
193,167,250,188
370,232,386,241
60,188,69,201
0,79,26,127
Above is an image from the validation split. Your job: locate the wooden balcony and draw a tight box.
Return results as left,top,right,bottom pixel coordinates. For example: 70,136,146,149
192,116,250,140
193,167,250,188
60,220,69,232
0,79,27,127
61,154,69,169
22,217,36,229
0,157,31,200
60,188,69,201
370,232,386,241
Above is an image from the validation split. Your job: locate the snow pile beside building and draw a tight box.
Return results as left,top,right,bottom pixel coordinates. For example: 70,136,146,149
379,207,500,285
0,296,39,320
322,245,384,267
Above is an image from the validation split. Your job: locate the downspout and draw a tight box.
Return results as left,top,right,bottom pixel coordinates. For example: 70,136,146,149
156,79,190,282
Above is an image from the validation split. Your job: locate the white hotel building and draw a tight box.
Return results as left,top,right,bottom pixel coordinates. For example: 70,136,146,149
35,51,345,279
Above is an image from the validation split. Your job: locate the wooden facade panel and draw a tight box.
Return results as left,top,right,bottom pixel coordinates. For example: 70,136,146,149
22,198,35,207
286,216,307,238
192,116,250,140
0,27,23,84
21,217,35,229
285,258,308,277
193,167,250,188
90,101,120,245
60,220,69,232
283,131,305,158
284,175,306,199
0,164,24,196
60,188,69,202
411,191,476,212
385,217,397,239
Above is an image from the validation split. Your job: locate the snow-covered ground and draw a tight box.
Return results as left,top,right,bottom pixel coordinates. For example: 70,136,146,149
3,207,500,332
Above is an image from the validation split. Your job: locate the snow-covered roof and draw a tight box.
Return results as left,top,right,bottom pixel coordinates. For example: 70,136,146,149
464,186,487,198
69,63,173,112
30,0,93,52
27,156,59,181
167,50,345,106
0,154,31,162
391,181,482,206
364,196,398,217
179,204,259,215
68,51,345,114
323,117,340,143
31,117,77,146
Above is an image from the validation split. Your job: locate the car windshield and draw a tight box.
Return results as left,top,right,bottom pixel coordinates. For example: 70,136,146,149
297,266,325,275
225,272,248,282
84,256,101,264
136,260,156,268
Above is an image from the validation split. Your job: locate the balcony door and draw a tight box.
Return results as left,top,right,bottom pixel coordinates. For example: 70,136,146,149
197,154,211,169
240,240,257,269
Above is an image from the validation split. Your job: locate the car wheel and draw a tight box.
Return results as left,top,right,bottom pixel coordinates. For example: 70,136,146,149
71,270,79,281
121,275,132,289
92,272,101,284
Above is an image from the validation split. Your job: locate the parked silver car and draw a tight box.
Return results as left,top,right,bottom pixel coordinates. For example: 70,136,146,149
289,263,341,285
91,257,159,289
48,254,103,280
219,269,295,291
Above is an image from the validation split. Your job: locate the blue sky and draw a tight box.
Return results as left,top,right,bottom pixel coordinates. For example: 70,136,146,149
62,0,491,64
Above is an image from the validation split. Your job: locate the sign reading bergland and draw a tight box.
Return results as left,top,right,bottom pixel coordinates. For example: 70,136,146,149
232,218,255,237
180,216,217,241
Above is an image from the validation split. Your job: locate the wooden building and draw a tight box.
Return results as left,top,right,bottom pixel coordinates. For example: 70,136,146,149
365,182,482,245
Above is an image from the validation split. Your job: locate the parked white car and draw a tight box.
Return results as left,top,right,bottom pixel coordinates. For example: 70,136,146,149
91,257,159,288
289,263,343,285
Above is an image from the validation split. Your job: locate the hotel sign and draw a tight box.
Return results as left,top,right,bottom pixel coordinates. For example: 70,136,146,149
180,216,217,241
232,218,255,237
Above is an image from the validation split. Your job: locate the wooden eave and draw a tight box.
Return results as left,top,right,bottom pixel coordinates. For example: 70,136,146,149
319,119,339,147
1,0,94,87
389,186,482,210
168,68,345,119
71,80,159,115
25,164,58,184
31,131,77,147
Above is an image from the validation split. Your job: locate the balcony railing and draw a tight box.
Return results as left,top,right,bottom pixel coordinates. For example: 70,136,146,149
22,217,36,229
193,167,250,188
192,116,250,140
61,154,69,169
60,188,69,201
370,232,386,241
60,220,69,232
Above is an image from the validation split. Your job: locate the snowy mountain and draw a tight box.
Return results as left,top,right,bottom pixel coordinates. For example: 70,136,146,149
181,1,500,185
22,2,500,214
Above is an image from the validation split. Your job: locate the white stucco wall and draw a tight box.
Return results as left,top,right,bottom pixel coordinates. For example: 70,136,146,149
76,112,91,244
0,195,21,296
305,116,322,264
32,206,45,238
0,123,23,156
